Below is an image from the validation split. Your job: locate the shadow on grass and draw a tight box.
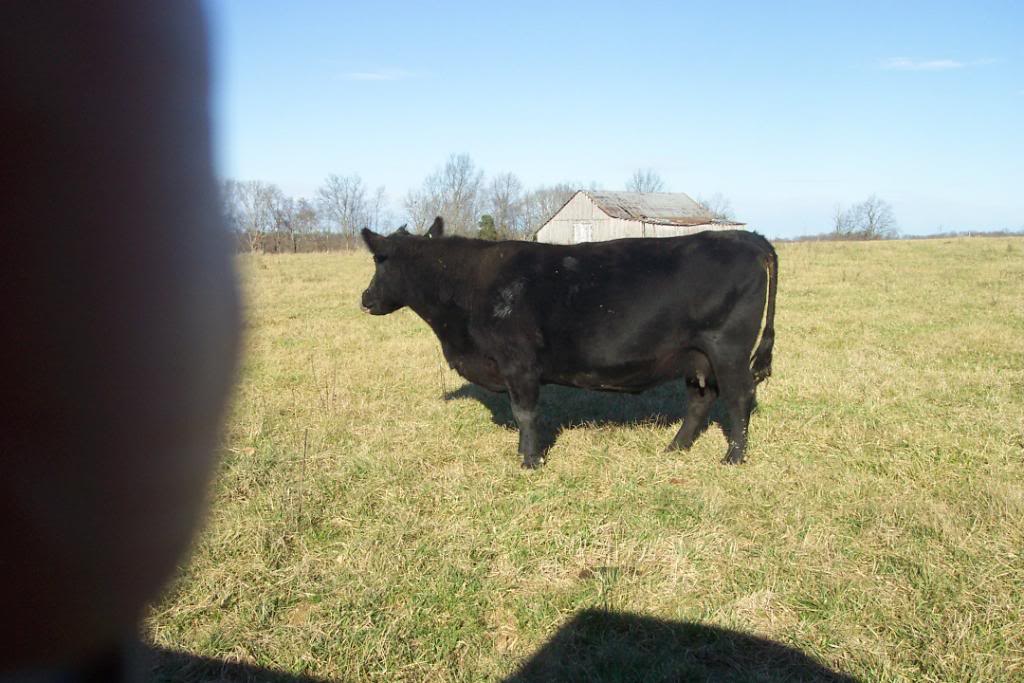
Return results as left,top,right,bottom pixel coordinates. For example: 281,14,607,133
142,609,853,682
505,608,859,683
444,381,728,456
144,644,333,683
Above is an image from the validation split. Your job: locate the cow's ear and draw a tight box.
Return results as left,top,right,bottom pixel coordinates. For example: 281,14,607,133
394,224,409,236
426,216,444,239
361,228,391,255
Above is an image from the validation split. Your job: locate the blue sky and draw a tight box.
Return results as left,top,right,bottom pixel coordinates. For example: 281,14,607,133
207,1,1023,238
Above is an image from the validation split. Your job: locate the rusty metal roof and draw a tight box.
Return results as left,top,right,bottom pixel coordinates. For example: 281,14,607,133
585,191,743,226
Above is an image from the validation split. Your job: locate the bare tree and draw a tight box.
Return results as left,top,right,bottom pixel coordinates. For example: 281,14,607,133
368,186,390,232
439,154,484,235
404,154,484,235
292,198,318,234
224,180,281,252
626,168,665,193
270,191,294,231
832,203,850,234
522,183,577,238
270,192,322,252
697,193,735,221
833,195,898,239
858,195,898,238
403,186,436,235
219,179,243,233
487,172,525,238
317,173,367,236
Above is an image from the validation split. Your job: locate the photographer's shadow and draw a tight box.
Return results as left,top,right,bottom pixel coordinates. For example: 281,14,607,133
143,644,332,682
505,608,859,683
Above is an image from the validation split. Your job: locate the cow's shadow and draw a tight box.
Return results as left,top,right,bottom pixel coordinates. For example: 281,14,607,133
444,380,732,457
505,608,859,682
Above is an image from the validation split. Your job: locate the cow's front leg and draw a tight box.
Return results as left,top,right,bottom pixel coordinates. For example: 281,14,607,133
506,374,542,468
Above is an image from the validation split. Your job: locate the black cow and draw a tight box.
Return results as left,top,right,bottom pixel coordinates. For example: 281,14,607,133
360,217,777,468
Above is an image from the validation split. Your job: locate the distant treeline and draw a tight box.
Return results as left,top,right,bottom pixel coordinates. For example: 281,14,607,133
222,152,1020,252
776,228,1024,243
221,155,748,253
223,153,584,253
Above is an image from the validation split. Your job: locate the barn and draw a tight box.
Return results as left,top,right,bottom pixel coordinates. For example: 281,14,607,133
533,190,745,244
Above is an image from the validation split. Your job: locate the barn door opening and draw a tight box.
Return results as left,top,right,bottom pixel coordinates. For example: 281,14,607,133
573,222,594,243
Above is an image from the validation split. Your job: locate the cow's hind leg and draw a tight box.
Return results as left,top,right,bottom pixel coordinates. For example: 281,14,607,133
666,380,717,452
505,373,543,469
715,359,756,464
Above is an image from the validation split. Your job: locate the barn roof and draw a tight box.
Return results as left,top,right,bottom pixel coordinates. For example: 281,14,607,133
585,191,741,227
532,190,746,240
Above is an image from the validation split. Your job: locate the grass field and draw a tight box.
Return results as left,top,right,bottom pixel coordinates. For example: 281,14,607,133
146,237,1024,682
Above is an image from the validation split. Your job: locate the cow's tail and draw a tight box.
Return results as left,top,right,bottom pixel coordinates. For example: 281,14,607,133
750,246,777,384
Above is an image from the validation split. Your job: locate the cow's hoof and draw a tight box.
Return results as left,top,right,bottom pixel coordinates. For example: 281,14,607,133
722,453,746,465
521,455,544,469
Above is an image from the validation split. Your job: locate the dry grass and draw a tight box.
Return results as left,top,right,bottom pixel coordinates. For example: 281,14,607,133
147,237,1024,682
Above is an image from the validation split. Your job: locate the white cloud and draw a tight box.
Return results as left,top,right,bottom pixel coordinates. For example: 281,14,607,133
342,68,415,82
880,57,996,71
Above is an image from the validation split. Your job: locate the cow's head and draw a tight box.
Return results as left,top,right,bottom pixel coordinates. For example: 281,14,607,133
360,217,444,315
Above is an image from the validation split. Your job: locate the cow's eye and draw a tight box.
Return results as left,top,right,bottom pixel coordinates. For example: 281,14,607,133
373,254,388,264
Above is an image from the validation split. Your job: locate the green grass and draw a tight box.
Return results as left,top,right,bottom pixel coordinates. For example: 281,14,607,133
147,237,1024,682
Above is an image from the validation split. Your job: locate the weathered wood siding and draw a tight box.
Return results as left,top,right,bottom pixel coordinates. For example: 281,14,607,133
534,192,630,244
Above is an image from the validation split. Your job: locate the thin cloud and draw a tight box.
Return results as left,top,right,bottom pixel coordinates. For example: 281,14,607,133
343,68,415,82
880,57,996,71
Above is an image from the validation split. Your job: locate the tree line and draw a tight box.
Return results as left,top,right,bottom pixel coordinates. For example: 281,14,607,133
222,154,589,252
221,176,390,252
221,154,900,252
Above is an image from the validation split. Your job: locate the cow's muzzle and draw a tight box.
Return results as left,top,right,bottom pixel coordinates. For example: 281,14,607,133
360,290,381,314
